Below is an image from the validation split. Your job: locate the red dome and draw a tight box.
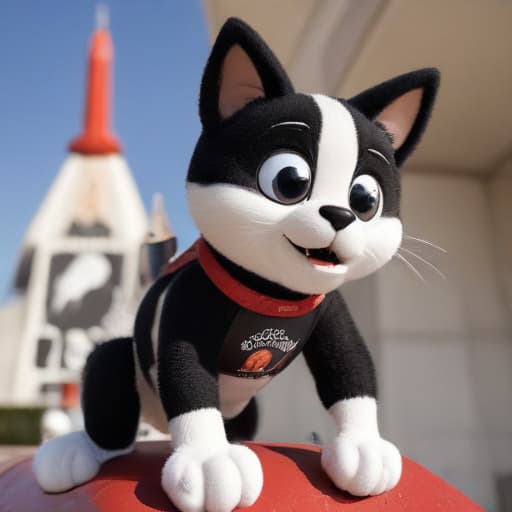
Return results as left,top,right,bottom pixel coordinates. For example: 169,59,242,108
0,441,482,511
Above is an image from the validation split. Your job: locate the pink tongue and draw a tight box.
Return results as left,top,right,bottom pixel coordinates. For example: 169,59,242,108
307,256,335,267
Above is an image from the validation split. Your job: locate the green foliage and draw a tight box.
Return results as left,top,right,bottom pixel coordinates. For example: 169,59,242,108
0,407,44,445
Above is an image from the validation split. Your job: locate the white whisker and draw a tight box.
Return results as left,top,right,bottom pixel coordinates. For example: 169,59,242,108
250,219,277,226
394,252,426,284
365,249,379,266
399,247,446,280
403,235,447,253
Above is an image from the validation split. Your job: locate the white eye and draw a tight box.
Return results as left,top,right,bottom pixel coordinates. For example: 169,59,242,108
349,174,382,221
257,152,312,205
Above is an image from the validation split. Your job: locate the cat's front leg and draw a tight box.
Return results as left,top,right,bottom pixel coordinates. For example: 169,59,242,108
321,396,402,496
162,407,262,512
156,264,263,511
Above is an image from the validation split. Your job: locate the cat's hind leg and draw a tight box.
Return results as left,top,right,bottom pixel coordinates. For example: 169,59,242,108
33,337,140,492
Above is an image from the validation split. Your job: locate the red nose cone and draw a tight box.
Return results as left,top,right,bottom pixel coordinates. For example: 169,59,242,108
69,27,121,155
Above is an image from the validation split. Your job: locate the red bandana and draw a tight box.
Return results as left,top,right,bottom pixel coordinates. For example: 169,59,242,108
163,238,325,317
196,238,324,318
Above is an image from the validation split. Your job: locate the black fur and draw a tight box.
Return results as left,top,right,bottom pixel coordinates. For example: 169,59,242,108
345,103,401,217
224,398,259,441
188,94,322,192
303,292,377,408
156,262,236,419
191,20,439,220
82,338,140,450
134,272,175,388
189,91,404,218
133,254,376,423
199,18,294,130
349,68,440,167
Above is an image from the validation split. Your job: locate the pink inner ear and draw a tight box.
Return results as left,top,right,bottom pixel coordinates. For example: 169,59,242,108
376,88,423,150
218,45,265,120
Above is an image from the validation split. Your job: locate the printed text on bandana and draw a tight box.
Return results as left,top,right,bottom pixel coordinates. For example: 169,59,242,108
241,328,299,353
219,307,321,379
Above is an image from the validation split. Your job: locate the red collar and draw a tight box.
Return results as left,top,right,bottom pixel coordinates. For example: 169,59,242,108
196,238,325,318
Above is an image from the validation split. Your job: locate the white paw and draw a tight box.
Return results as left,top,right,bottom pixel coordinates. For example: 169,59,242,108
33,431,101,492
162,443,263,512
321,433,402,496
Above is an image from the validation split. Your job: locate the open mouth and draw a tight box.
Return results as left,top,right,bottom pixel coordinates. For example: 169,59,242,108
287,239,342,267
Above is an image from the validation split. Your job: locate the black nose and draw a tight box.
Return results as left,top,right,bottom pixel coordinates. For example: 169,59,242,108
319,205,356,231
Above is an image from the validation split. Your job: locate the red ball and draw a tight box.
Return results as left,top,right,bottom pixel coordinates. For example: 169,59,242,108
0,441,483,511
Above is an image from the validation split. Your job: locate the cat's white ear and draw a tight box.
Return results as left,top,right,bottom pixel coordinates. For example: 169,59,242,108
199,18,294,130
349,69,440,167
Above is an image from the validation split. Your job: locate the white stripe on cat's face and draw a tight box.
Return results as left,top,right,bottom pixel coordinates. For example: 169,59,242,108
309,95,359,204
187,95,402,295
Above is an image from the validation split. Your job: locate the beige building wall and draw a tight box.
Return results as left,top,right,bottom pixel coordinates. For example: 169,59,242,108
378,173,512,508
489,159,512,319
486,160,512,504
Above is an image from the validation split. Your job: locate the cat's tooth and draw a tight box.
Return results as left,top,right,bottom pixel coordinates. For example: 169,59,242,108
305,249,310,257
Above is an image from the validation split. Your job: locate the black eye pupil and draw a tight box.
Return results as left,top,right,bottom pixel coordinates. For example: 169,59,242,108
350,183,376,213
258,153,312,205
273,166,309,200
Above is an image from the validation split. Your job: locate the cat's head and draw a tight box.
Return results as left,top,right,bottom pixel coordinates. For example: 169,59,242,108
187,18,439,295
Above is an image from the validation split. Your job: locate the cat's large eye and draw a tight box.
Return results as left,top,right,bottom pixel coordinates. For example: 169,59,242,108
258,152,311,205
349,174,382,221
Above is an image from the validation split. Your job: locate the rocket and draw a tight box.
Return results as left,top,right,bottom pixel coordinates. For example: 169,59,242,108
7,8,148,404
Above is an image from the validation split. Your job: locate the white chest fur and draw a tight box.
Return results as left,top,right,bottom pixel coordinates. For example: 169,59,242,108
135,357,273,432
218,373,272,419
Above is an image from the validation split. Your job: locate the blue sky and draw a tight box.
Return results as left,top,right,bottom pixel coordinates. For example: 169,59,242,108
0,1,210,299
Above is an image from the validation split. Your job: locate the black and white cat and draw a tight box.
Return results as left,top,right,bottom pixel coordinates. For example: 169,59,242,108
34,17,439,512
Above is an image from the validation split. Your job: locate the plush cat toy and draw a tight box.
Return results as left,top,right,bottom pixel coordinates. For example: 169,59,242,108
34,17,439,512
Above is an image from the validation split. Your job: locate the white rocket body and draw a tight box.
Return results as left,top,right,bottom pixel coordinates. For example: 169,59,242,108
11,153,147,403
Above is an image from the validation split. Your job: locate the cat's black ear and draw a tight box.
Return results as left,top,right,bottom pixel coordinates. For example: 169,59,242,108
349,68,440,167
199,17,294,130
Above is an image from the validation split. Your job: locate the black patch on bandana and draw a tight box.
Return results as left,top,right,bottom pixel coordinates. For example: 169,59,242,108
218,306,321,378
